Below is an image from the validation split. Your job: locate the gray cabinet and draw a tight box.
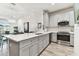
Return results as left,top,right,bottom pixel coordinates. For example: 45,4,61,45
50,15,58,27
30,37,39,56
19,38,32,56
38,35,45,53
43,34,49,48
38,34,49,53
19,39,32,56
38,40,44,53
70,34,74,46
51,33,57,42
20,39,32,48
69,11,74,26
30,42,38,56
20,37,39,56
8,33,49,56
43,11,49,27
49,10,74,27
20,45,30,56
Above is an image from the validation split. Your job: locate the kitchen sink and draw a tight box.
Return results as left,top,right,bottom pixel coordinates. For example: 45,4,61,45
35,33,42,35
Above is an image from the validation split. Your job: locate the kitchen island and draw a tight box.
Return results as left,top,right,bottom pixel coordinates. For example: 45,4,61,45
4,31,51,56
4,31,74,56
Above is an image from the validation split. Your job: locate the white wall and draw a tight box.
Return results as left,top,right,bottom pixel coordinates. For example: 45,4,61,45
23,9,43,32
73,24,79,56
73,4,79,56
0,3,43,33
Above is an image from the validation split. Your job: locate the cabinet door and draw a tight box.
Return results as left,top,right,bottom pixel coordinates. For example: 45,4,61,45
20,45,30,56
50,15,58,27
38,40,44,53
43,34,49,48
20,39,32,48
70,34,74,46
51,33,57,42
38,34,49,53
63,12,70,21
69,11,74,26
30,42,39,56
43,12,49,27
29,37,39,56
38,35,45,53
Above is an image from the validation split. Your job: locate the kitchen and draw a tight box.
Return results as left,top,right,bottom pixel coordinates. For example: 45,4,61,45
0,3,74,56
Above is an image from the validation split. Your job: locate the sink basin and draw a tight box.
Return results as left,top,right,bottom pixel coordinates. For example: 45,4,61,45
35,33,42,35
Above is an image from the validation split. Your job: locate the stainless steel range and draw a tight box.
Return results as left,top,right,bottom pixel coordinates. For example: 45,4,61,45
57,21,71,46
57,32,70,42
57,32,70,45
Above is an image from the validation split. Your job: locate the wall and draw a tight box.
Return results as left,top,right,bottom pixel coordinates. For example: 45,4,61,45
74,24,79,55
22,9,43,32
74,4,79,56
0,3,43,33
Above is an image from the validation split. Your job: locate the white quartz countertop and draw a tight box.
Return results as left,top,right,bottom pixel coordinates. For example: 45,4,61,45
4,31,74,42
4,31,51,42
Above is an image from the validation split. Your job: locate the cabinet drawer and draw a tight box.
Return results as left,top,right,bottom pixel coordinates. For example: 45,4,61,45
38,35,46,41
20,37,38,48
20,45,30,56
20,39,32,48
31,37,38,44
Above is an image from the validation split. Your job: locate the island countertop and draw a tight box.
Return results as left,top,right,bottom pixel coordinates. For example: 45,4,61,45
4,31,52,42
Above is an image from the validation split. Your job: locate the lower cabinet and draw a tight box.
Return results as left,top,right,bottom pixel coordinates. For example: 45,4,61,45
20,37,38,56
51,33,57,42
9,34,49,56
20,45,30,56
30,42,39,56
20,41,39,56
38,40,44,53
43,34,49,48
38,34,49,53
70,34,74,46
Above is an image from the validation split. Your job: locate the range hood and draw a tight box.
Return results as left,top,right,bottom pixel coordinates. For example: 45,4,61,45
58,21,69,26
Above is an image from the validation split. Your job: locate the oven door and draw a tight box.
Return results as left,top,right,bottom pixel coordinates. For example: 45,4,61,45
57,35,70,42
57,32,70,42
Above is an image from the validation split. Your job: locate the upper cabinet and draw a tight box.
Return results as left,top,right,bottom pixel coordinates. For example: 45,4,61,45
69,11,74,26
49,14,58,27
49,8,74,27
43,11,49,27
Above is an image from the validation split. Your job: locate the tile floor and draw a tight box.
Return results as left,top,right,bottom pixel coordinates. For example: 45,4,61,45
40,43,74,56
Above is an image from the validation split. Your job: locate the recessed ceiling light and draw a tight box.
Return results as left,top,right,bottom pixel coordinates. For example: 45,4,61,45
51,3,55,5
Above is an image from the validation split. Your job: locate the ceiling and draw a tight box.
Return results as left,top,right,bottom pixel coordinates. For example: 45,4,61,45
18,3,74,13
